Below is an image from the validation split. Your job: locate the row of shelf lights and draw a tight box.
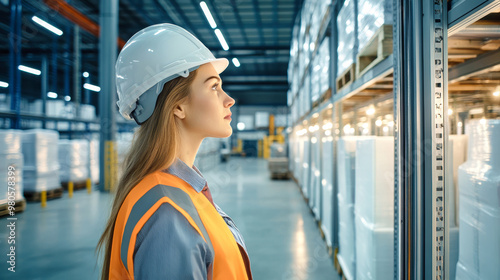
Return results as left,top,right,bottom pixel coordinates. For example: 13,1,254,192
199,1,240,68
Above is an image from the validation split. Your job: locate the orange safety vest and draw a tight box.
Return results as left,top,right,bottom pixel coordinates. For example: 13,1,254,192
109,170,252,279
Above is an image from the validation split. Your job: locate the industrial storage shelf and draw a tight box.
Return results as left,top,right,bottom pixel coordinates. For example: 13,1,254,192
448,0,500,34
295,7,332,97
334,54,394,103
293,98,332,127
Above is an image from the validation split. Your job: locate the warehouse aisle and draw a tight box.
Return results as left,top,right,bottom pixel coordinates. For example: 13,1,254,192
0,157,337,280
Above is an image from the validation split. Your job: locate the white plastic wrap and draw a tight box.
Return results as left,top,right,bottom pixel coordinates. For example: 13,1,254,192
337,136,370,280
446,135,468,227
301,137,310,197
0,130,24,202
319,37,330,94
311,54,321,103
456,119,500,280
355,136,394,227
337,0,356,76
90,139,99,183
320,135,334,246
80,104,96,120
357,0,393,51
58,139,89,182
355,215,394,280
22,129,60,192
309,130,321,218
354,136,394,280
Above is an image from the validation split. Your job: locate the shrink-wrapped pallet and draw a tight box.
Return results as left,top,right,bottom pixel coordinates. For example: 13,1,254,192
319,37,330,94
337,0,356,76
311,54,321,103
446,135,468,227
355,216,394,280
354,136,394,280
58,139,89,183
22,129,60,192
337,136,372,279
90,139,99,184
456,119,500,280
355,136,394,227
0,130,24,202
357,0,393,51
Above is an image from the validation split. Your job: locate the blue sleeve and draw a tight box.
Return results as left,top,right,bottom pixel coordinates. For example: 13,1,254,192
133,203,213,279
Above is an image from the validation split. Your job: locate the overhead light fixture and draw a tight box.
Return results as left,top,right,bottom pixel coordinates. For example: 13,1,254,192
84,83,101,92
0,81,8,88
32,16,63,36
232,58,240,67
18,65,41,75
64,95,71,101
47,92,58,98
83,72,89,78
237,122,245,130
214,29,229,51
200,1,217,29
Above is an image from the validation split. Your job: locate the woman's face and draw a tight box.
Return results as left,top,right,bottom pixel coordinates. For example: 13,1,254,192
175,63,235,138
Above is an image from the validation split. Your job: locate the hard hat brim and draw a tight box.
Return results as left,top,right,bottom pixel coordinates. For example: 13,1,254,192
210,58,229,74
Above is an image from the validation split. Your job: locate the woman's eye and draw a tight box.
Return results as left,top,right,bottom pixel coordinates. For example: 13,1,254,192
212,83,219,90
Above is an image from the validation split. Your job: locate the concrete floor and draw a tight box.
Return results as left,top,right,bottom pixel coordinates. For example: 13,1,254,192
0,157,338,280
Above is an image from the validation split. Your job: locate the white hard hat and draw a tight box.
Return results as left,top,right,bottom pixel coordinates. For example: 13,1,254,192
115,23,229,124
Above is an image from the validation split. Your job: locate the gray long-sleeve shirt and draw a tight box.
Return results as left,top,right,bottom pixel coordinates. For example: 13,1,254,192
132,157,248,279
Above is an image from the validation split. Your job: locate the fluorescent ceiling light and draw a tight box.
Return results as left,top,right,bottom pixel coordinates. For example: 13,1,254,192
232,58,240,67
200,1,217,29
214,29,229,51
18,65,41,75
47,92,58,98
32,16,63,36
64,95,71,101
83,72,89,78
0,81,8,88
84,83,101,92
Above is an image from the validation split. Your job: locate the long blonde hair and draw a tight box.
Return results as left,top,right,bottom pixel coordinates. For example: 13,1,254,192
96,69,198,280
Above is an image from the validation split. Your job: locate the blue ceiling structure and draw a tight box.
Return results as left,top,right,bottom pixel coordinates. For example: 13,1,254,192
0,0,303,107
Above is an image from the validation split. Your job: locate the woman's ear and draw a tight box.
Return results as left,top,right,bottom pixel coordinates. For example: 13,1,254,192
173,104,187,119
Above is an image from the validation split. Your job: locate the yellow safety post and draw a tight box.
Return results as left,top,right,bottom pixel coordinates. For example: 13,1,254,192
105,141,118,192
86,178,92,194
41,190,47,208
263,136,269,159
68,181,74,198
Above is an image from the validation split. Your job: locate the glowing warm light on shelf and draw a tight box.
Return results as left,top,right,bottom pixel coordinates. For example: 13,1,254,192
375,119,382,127
366,107,375,116
448,109,453,116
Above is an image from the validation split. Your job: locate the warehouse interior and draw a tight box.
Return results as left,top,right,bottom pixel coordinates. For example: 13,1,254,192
1,0,500,279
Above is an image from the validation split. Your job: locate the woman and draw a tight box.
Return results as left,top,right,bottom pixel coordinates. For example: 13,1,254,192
97,23,252,280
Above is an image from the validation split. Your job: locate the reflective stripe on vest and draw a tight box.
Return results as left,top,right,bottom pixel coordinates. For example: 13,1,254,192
120,184,214,273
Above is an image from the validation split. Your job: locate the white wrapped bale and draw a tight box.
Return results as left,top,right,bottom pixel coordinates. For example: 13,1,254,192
22,129,60,192
337,0,357,76
0,130,24,202
354,136,394,280
355,215,394,280
456,120,500,280
357,0,393,51
319,37,330,94
311,54,321,103
90,139,99,184
355,136,394,227
58,139,89,182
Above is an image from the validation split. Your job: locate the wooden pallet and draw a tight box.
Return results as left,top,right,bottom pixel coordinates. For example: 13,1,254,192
270,172,290,180
336,63,356,92
24,187,63,202
356,24,393,78
0,198,26,217
61,180,88,190
312,88,332,109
